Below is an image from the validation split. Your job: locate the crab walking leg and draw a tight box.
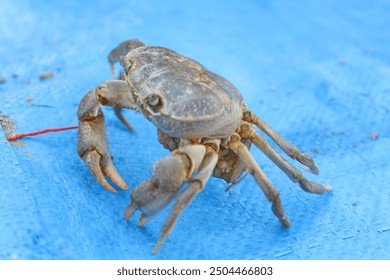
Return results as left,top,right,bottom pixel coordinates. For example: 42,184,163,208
124,144,206,227
240,124,330,194
152,145,219,254
114,107,135,132
109,46,137,131
108,39,145,78
226,136,291,228
243,110,319,175
77,80,137,192
113,71,135,132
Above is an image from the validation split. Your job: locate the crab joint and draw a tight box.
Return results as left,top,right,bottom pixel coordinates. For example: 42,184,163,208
172,144,206,179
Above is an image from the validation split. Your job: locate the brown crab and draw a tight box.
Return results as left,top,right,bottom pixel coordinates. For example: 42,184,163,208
77,39,330,253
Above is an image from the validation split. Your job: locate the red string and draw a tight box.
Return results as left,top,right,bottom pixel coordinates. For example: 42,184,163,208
6,126,79,141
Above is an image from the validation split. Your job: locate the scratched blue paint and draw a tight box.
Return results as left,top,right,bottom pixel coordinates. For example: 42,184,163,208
1,0,390,259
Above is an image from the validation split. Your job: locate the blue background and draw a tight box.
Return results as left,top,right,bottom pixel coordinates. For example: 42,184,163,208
1,0,389,260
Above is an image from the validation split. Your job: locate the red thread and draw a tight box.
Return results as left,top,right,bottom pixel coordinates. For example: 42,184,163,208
6,126,79,141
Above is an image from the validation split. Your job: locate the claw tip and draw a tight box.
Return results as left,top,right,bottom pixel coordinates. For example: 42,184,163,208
151,240,163,255
104,185,117,193
124,202,137,221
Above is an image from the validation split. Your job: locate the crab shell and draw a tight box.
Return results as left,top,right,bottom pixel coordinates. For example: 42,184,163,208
120,46,244,139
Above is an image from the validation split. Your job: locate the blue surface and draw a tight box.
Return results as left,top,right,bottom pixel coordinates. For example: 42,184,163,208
1,0,389,260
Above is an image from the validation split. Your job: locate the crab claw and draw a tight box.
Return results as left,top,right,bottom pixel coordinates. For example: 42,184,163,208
82,149,128,192
77,86,129,192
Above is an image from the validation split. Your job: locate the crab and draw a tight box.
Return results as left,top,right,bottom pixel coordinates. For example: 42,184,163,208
77,39,330,254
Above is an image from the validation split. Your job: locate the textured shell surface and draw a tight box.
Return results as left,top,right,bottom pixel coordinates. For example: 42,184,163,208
124,46,244,139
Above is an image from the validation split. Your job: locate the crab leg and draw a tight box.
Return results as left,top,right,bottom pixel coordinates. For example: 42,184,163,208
152,144,219,254
226,135,291,228
114,107,135,132
240,123,330,194
108,39,145,78
77,80,137,192
243,110,319,175
108,41,143,130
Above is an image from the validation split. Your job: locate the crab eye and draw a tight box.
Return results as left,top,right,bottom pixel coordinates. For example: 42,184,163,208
148,93,162,107
145,93,164,115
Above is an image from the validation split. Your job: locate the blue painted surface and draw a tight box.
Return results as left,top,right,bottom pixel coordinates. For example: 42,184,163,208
1,0,389,260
